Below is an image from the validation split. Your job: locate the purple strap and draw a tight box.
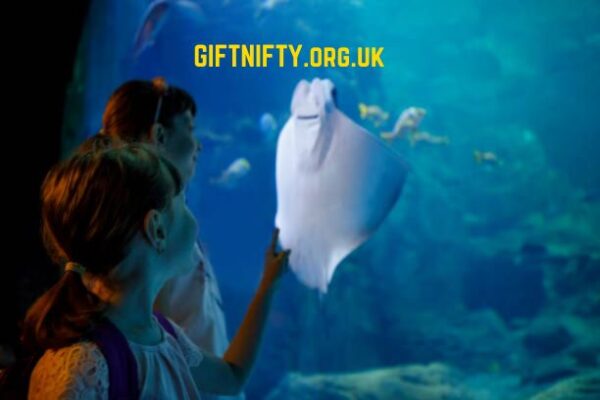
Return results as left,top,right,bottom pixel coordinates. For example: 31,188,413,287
89,318,139,400
89,312,177,399
154,312,178,339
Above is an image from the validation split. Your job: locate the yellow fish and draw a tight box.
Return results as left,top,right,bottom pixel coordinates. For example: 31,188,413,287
210,158,251,188
473,150,502,166
358,102,389,127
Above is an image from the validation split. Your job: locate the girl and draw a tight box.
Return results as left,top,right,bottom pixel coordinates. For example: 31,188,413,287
83,77,240,400
83,80,232,375
25,143,289,398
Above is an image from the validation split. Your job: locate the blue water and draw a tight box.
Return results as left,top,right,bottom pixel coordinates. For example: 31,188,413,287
64,1,600,398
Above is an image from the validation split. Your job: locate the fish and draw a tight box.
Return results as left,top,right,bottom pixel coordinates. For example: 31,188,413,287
132,0,206,58
358,102,389,127
199,130,234,144
255,0,288,19
474,150,502,165
408,131,450,147
381,106,426,140
210,158,251,188
259,112,278,142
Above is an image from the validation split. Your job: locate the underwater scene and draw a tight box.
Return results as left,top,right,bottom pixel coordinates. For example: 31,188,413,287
62,0,599,399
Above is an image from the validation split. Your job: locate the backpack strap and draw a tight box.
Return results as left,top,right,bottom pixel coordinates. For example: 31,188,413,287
89,318,139,400
88,313,176,400
153,312,178,340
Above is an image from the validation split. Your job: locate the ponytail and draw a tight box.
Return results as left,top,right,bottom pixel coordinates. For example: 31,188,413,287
21,143,181,352
22,268,105,352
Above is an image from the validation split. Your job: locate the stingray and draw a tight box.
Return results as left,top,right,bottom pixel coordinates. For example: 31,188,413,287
131,0,206,59
275,78,410,293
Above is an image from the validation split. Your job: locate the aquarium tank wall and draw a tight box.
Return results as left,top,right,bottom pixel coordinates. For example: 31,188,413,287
61,0,600,398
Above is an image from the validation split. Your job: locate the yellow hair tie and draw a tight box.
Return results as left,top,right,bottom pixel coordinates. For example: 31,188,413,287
65,262,86,275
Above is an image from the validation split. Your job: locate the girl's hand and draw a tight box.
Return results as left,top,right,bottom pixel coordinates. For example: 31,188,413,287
261,228,290,288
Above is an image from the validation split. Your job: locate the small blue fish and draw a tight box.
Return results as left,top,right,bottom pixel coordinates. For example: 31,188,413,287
259,112,278,142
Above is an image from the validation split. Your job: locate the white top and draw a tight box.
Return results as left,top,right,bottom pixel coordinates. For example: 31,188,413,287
157,243,229,356
29,318,204,400
153,243,245,400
